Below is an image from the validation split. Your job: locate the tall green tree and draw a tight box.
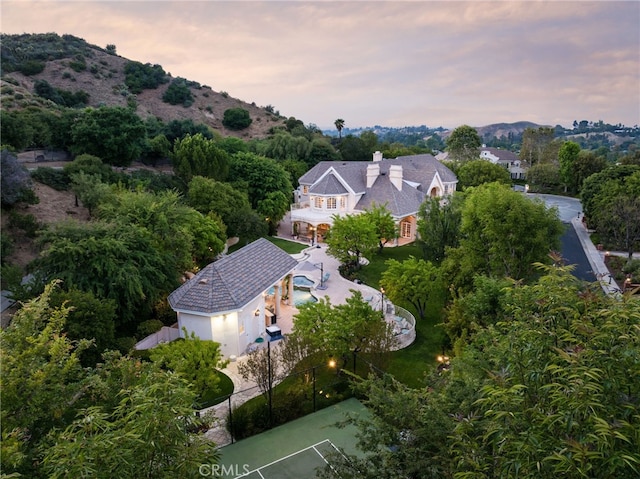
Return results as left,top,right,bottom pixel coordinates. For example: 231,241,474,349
380,256,441,321
292,290,395,369
558,140,581,192
228,152,293,221
443,182,563,289
445,125,482,163
520,126,559,166
0,282,92,477
325,213,378,270
31,221,178,327
70,106,146,167
363,203,397,252
98,188,226,269
172,132,230,183
457,159,511,189
416,194,463,264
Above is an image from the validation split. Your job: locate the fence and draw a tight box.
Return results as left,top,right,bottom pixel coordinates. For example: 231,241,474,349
204,355,385,446
388,305,416,350
133,325,180,350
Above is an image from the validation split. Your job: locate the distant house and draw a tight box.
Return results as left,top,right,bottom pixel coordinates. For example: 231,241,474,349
167,238,298,358
479,146,526,180
291,151,457,244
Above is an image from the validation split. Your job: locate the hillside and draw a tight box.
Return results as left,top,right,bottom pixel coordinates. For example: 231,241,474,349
0,33,285,139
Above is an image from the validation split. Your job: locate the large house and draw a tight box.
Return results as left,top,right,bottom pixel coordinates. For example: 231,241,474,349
167,238,298,358
479,146,526,180
290,151,457,244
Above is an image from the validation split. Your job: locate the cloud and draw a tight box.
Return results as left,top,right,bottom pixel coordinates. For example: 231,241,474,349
2,0,638,128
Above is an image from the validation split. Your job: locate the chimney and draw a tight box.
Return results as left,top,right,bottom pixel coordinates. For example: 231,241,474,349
389,165,403,191
373,151,383,162
366,163,380,188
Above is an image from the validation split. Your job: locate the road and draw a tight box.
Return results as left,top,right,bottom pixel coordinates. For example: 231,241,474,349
526,193,594,282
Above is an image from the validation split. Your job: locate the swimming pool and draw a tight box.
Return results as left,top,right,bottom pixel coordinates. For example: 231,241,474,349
293,288,318,306
293,275,315,288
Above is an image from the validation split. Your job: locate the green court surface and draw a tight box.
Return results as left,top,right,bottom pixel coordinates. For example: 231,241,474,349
217,398,369,478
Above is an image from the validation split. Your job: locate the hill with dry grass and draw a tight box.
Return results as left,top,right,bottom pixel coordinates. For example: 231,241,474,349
0,33,285,139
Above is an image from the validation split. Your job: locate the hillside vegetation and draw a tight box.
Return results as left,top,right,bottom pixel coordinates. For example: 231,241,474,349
0,33,285,139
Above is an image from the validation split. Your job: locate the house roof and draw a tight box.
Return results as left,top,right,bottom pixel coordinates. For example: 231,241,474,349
299,154,457,217
480,147,519,161
168,238,298,315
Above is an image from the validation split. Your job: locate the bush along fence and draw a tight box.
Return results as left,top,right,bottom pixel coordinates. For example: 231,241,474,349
216,355,383,443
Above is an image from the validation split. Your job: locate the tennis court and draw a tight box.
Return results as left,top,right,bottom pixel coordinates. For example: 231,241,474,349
235,439,344,478
218,398,369,479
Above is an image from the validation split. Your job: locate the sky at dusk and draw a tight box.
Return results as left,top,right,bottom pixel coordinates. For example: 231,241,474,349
2,1,639,130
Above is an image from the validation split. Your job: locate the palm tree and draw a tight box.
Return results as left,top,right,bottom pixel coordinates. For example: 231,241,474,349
334,119,345,139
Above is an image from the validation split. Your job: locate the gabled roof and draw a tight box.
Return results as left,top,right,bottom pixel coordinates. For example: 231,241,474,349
298,154,457,217
168,238,298,315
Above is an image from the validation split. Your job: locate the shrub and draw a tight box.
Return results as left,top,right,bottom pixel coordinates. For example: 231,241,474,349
115,336,137,354
68,55,87,72
1,233,14,264
19,60,45,76
136,319,163,338
222,108,252,130
162,78,194,106
124,61,168,93
8,211,40,238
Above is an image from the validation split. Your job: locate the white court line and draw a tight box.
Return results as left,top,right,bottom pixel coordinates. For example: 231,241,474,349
234,439,333,478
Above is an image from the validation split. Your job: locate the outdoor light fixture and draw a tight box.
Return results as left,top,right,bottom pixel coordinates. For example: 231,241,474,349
328,357,337,368
380,287,385,313
254,309,260,316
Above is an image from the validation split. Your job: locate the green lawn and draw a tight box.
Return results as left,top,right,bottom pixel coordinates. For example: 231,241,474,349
266,236,308,254
356,244,446,388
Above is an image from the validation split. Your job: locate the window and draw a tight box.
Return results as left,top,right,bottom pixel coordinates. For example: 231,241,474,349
327,197,337,209
302,185,309,195
340,197,346,209
401,221,412,238
314,196,323,208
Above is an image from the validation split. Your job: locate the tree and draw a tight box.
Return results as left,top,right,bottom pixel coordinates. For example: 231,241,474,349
172,133,230,183
257,190,290,235
1,149,36,207
380,257,441,321
334,118,345,139
98,188,226,269
63,153,115,182
558,140,581,192
70,106,146,167
49,288,118,367
321,267,640,479
43,363,217,479
0,281,92,477
363,203,397,252
292,290,396,370
416,194,463,265
162,77,194,106
572,149,609,193
593,184,640,260
445,125,481,163
520,126,558,166
187,175,252,237
325,213,378,271
222,107,252,130
338,135,369,161
150,329,228,402
526,162,561,192
69,172,115,216
444,182,564,289
456,159,511,189
31,221,178,327
227,152,293,221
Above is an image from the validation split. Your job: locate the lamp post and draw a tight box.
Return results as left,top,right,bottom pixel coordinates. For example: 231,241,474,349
267,340,273,428
312,365,317,412
380,287,385,314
